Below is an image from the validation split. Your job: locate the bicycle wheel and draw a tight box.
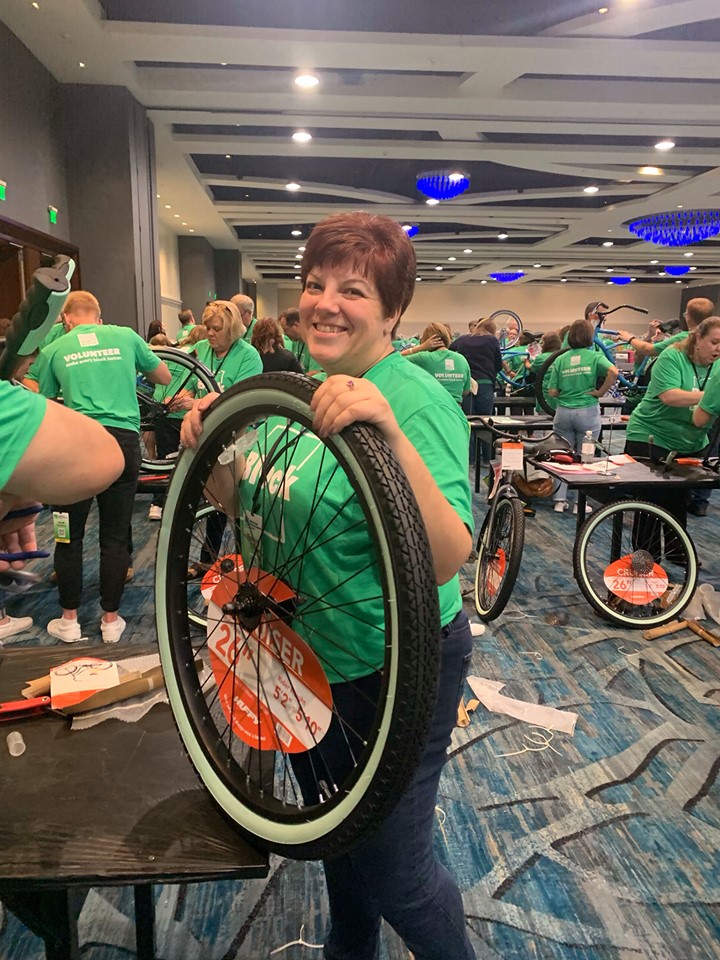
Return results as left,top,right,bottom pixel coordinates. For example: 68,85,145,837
138,348,218,473
155,372,440,859
474,495,525,620
573,499,697,627
489,309,523,349
534,347,568,416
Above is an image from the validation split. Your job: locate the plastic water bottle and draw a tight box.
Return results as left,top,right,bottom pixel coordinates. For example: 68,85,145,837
581,431,594,464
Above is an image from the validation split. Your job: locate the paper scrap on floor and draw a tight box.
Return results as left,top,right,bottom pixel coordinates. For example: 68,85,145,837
467,675,578,735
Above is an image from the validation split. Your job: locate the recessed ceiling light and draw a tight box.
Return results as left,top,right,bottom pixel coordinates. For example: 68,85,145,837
181,222,187,225
650,259,659,264
156,194,161,199
690,266,697,271
659,271,666,276
286,182,301,192
584,185,599,194
655,139,675,151
295,254,302,259
684,251,693,257
533,263,542,268
607,281,613,285
448,172,465,182
298,246,306,251
292,131,312,143
225,154,231,159
675,280,682,284
677,204,684,209
220,62,228,66
426,198,439,206
173,213,180,218
416,277,423,282
435,266,443,271
291,230,302,236
498,232,509,239
606,268,614,273
639,166,663,176
164,204,171,209
480,280,487,284
598,6,608,12
189,229,195,233
603,241,614,247
448,256,457,261
31,1,40,8
463,248,473,254
631,278,636,281
294,275,301,280
295,73,319,88
560,278,568,282
78,61,86,68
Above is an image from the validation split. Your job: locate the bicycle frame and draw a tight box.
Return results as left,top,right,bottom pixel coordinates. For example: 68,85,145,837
592,304,650,391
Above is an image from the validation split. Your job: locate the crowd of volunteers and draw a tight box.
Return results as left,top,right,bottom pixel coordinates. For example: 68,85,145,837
1,209,719,958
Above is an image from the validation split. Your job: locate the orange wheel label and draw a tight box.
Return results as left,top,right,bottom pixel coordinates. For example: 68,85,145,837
603,556,668,605
204,554,332,753
486,547,507,599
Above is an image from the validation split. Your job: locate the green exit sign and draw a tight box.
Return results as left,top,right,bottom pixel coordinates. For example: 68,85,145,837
48,205,58,225
0,180,6,201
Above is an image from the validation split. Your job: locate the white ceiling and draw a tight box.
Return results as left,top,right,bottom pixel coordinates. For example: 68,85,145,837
4,0,720,289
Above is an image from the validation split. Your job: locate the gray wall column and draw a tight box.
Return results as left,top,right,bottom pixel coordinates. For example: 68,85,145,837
179,236,215,320
214,249,243,300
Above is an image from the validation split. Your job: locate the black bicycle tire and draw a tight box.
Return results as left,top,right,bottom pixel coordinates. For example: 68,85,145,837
573,499,697,628
489,309,523,349
138,347,219,473
533,347,569,416
474,495,525,621
155,372,440,859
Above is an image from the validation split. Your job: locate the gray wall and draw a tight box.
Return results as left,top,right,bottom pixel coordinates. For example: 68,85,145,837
179,236,216,319
62,85,160,332
0,22,70,242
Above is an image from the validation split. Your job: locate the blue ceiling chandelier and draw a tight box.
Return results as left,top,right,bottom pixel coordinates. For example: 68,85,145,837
490,271,524,283
664,265,690,276
401,223,419,238
609,277,632,285
416,170,470,201
626,209,720,246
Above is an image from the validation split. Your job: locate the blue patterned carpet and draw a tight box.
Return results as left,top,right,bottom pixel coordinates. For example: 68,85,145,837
1,473,720,959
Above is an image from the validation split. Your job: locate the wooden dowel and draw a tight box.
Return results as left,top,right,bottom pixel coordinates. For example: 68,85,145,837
643,620,689,641
687,621,720,647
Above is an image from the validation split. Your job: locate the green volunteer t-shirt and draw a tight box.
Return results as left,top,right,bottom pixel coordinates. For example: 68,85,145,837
627,347,712,451
504,348,527,378
0,381,47,489
404,348,471,403
530,351,558,414
241,317,257,343
194,337,262,393
699,365,720,419
178,322,195,340
23,321,68,384
547,347,612,409
36,324,161,432
235,350,472,684
654,330,688,354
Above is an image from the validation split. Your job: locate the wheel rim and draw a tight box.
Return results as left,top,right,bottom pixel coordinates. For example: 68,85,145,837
575,501,697,626
476,499,515,615
138,347,219,472
155,375,439,855
489,309,523,350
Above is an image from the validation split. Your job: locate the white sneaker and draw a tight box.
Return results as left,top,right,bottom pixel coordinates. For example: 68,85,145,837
47,617,82,643
0,616,33,641
554,500,567,513
573,503,593,515
101,615,126,644
148,505,163,521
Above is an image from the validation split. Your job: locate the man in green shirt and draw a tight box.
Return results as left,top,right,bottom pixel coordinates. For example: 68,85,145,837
35,290,171,645
177,308,196,341
618,297,715,359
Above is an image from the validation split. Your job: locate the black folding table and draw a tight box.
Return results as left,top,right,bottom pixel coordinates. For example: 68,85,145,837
0,644,269,960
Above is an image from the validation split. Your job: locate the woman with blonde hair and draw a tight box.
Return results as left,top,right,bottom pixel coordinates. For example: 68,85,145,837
194,300,262,393
403,322,472,403
251,317,304,373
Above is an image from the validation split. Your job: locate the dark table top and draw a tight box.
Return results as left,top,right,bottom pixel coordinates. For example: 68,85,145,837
0,645,269,890
493,395,624,410
532,457,720,490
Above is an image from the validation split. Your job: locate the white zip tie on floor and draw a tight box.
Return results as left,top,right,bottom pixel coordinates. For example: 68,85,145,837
270,924,323,955
494,725,563,759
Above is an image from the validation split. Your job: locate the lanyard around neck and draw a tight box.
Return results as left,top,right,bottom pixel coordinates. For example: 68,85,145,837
691,360,713,391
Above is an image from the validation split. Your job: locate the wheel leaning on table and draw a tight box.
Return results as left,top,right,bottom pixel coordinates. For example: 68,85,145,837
573,499,698,627
155,372,441,859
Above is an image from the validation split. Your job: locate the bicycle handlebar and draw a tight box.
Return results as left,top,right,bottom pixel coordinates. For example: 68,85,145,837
468,415,556,444
596,303,649,328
